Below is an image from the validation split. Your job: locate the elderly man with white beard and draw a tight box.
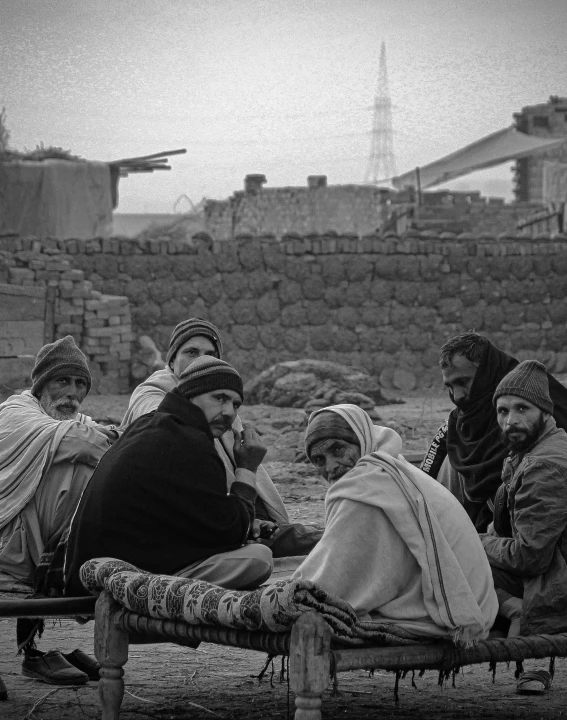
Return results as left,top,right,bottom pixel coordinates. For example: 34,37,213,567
293,404,498,645
0,335,118,685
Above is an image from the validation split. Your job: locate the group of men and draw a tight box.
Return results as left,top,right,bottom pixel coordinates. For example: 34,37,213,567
1,322,566,695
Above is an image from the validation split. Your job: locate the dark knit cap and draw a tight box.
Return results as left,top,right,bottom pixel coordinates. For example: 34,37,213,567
177,356,243,401
493,360,553,414
166,317,222,368
305,411,360,457
31,335,91,397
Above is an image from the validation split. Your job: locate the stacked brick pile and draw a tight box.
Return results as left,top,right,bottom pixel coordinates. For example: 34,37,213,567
83,292,133,393
0,238,132,393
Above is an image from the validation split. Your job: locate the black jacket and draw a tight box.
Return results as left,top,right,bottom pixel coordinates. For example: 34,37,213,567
64,391,256,596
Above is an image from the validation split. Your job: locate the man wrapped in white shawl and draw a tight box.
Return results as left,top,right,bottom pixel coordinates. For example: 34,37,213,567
293,404,498,644
122,318,322,557
0,336,117,592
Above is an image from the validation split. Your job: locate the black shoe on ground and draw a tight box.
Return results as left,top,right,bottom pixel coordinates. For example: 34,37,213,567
62,649,101,681
21,650,89,685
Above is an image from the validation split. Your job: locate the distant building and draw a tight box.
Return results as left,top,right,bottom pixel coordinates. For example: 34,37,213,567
204,175,391,241
514,96,567,202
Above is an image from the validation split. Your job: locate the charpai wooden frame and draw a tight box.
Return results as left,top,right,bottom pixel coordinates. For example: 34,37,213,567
94,590,567,720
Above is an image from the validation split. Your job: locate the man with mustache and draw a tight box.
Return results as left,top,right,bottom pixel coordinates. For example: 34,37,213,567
0,335,118,684
420,333,567,531
293,404,497,643
480,361,567,693
122,317,322,557
64,356,274,596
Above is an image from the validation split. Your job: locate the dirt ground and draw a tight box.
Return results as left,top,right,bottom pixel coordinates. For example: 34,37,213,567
2,389,567,719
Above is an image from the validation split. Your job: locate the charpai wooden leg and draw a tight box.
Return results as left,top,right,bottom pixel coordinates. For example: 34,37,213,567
290,611,331,720
95,591,129,720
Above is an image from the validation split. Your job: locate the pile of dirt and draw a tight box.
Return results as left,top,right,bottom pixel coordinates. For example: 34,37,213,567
243,359,397,413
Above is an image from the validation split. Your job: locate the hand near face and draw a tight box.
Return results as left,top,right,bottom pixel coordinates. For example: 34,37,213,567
233,423,267,472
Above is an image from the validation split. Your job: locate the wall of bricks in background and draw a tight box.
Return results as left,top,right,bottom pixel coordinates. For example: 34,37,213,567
2,231,567,390
204,185,390,240
0,239,132,393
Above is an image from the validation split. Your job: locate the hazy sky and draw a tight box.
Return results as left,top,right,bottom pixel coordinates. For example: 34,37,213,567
2,0,566,212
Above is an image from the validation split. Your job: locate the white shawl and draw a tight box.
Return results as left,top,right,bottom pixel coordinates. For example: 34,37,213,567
295,404,498,644
0,392,96,530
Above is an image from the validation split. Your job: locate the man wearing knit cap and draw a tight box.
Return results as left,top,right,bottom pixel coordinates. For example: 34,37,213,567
64,356,274,595
0,335,119,684
480,360,567,652
121,317,322,558
421,332,567,532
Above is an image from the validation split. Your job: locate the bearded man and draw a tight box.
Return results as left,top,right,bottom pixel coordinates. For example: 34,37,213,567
479,361,567,694
293,404,497,644
481,361,567,636
0,335,118,685
122,317,322,557
420,333,567,531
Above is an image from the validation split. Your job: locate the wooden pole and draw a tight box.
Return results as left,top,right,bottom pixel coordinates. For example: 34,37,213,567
290,612,331,720
415,166,422,207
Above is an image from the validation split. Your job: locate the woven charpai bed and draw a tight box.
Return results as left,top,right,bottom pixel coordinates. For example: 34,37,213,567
77,558,567,720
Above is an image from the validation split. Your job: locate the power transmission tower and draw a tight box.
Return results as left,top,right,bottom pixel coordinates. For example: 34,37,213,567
364,42,397,184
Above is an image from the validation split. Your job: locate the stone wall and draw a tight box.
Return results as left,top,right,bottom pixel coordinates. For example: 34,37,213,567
205,181,389,241
3,230,561,393
4,231,567,393
0,237,132,393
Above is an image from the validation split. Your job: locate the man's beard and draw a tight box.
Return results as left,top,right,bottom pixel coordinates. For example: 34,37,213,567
500,414,546,453
39,392,79,420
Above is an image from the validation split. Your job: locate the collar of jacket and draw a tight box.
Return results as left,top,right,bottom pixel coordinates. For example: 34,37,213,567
157,390,215,441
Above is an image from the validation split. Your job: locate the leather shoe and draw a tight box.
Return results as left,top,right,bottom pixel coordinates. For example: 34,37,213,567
62,649,101,681
22,650,88,685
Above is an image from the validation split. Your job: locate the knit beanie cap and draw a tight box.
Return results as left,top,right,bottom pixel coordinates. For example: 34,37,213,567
177,355,243,401
31,335,91,397
305,410,360,458
493,359,553,414
166,317,222,368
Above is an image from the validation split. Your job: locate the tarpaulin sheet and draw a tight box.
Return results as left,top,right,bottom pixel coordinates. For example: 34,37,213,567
0,160,113,239
392,126,567,190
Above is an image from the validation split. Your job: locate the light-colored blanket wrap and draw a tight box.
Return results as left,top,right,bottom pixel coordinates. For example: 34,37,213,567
294,404,498,645
0,392,97,531
121,367,289,525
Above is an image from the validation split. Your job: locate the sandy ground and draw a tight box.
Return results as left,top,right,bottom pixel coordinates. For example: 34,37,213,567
2,390,567,718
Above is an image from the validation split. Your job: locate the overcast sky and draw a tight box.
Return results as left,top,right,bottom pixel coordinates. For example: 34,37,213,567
2,0,566,212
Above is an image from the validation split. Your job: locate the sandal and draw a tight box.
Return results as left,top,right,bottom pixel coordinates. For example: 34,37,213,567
516,669,552,695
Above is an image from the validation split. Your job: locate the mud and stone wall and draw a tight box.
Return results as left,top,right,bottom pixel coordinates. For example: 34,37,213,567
2,230,563,392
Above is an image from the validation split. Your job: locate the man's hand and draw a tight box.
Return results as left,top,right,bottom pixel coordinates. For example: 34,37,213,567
233,424,267,472
247,519,279,544
96,426,120,444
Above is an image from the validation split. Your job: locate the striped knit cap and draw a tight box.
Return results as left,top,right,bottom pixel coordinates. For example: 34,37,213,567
305,410,359,457
31,335,91,397
166,317,223,368
177,355,243,400
493,359,553,414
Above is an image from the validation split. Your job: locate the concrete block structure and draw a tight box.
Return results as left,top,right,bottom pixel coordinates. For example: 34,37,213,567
514,96,567,202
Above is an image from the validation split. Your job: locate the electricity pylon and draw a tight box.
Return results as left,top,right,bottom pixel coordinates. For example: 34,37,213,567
364,42,397,184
